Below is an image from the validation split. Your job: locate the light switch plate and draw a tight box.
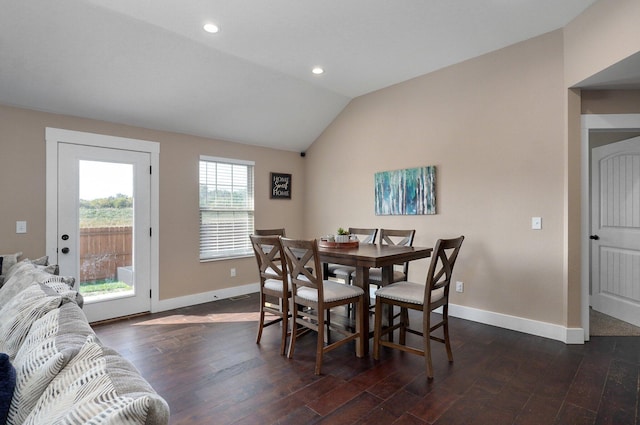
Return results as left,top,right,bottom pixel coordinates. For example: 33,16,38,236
16,221,27,234
531,217,542,230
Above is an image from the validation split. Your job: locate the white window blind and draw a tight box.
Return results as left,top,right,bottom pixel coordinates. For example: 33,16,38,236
199,156,254,261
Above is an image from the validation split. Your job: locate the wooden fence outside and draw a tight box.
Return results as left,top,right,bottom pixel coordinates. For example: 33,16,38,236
79,226,132,283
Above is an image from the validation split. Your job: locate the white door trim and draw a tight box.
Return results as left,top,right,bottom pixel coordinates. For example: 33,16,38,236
581,114,640,341
45,128,161,314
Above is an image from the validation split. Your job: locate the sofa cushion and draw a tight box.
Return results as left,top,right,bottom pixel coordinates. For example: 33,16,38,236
0,252,22,277
0,252,22,287
29,256,48,267
35,264,59,275
0,353,16,425
0,262,50,308
4,260,58,285
0,283,64,360
0,262,74,309
2,260,32,287
7,303,94,425
41,277,82,308
43,275,75,291
23,335,170,425
24,255,58,277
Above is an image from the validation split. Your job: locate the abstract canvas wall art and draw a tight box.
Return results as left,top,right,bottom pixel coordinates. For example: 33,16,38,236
374,166,436,215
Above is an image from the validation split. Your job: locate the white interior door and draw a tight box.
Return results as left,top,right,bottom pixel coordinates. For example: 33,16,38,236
57,143,151,323
591,136,640,327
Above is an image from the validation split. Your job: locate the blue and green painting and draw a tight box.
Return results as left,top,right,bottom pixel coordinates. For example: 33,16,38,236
374,166,436,215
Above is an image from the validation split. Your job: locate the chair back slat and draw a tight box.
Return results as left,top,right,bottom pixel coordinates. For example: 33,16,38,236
281,238,323,297
348,227,378,244
425,236,464,300
379,229,416,277
254,228,286,237
379,229,415,247
250,235,287,280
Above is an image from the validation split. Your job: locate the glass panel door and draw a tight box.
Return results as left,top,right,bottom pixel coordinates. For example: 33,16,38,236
57,143,151,322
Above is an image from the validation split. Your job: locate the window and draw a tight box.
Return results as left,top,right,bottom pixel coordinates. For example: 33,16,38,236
199,156,254,261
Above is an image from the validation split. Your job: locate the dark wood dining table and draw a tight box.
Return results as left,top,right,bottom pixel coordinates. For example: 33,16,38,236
318,243,432,354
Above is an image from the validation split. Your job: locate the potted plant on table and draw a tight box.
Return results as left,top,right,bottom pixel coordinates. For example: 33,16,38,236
335,227,349,243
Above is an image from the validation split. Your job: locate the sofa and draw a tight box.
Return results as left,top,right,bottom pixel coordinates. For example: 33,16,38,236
0,255,170,425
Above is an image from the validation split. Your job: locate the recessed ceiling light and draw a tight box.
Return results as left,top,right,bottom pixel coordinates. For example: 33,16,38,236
203,23,219,34
312,67,324,75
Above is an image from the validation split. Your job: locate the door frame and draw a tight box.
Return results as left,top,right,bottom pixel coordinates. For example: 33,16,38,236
581,114,640,341
45,128,161,315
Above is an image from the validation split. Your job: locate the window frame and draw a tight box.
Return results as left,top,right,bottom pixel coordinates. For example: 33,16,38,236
199,155,255,262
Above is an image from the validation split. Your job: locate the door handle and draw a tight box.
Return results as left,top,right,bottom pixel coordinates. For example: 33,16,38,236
61,247,70,254
589,235,600,240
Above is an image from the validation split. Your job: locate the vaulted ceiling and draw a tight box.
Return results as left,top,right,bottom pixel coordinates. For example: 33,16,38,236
0,0,603,152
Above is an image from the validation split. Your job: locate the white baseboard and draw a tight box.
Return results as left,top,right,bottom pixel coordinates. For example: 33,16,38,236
153,286,585,344
154,282,259,313
448,303,585,344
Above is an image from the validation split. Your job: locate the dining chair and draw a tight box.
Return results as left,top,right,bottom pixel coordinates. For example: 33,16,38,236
333,229,416,291
368,229,416,286
254,228,286,236
327,227,378,284
250,234,290,356
373,236,464,379
280,237,365,375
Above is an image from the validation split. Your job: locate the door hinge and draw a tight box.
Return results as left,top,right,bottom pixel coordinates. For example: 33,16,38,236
150,227,152,237
149,289,152,298
149,165,152,174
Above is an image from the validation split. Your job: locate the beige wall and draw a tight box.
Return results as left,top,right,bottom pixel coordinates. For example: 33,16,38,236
564,0,640,87
564,88,582,328
306,30,567,325
0,104,305,300
581,90,640,114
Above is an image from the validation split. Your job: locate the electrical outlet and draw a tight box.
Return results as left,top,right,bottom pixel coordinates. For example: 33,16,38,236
230,268,236,277
455,281,464,293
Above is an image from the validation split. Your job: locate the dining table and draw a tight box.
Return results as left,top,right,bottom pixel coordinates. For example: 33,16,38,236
318,242,432,354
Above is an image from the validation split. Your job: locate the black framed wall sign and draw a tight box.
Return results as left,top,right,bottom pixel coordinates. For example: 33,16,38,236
270,172,291,199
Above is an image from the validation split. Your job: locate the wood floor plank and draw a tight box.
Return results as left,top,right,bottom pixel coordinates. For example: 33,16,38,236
91,293,640,425
595,359,639,425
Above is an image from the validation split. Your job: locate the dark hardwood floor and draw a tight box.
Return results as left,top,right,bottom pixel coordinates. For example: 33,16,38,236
92,293,640,425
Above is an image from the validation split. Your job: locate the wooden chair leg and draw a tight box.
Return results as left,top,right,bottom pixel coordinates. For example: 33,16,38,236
386,302,394,342
325,310,331,343
443,308,453,363
355,296,365,358
399,307,408,345
256,293,265,344
373,299,383,360
425,337,434,380
424,311,434,379
280,298,289,356
315,309,326,375
287,309,298,359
